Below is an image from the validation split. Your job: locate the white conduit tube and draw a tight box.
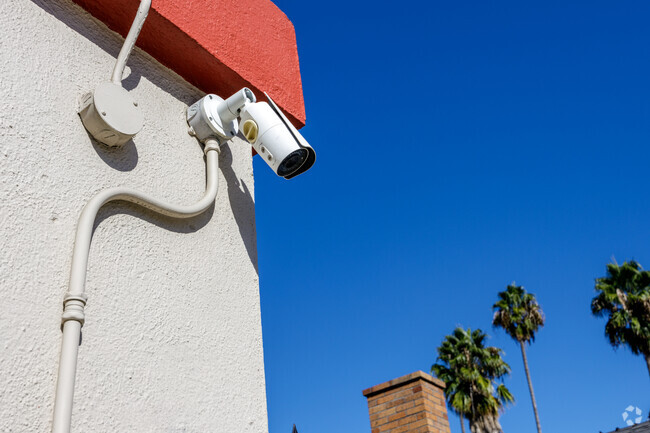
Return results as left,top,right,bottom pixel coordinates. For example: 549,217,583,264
111,0,152,84
51,142,221,433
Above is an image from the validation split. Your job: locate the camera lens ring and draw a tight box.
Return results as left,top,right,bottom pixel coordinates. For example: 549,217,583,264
277,149,309,177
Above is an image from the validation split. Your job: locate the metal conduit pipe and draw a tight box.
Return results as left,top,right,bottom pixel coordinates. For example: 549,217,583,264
51,141,221,433
111,0,152,84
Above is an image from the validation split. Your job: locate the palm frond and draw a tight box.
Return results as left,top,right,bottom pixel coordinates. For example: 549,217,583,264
493,284,545,345
593,261,650,357
432,327,514,427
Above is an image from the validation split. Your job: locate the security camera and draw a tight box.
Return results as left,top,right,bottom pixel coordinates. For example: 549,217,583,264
187,89,315,180
239,93,315,179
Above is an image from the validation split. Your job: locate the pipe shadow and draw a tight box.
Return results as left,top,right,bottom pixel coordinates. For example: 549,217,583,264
88,145,258,273
92,156,215,235
34,0,206,173
76,195,214,345
219,145,259,274
94,200,215,235
31,0,200,106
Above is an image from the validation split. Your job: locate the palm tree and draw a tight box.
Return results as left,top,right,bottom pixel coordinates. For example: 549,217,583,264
432,327,514,433
492,284,545,433
591,261,650,377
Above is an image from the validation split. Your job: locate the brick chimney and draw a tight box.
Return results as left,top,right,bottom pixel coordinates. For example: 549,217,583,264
362,371,451,433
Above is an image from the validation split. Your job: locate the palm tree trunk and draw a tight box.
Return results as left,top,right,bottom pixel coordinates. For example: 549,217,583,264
645,354,650,379
520,341,542,433
470,415,502,433
460,415,467,433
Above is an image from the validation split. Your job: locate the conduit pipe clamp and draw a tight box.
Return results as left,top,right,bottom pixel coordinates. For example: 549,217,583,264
203,139,222,155
61,294,88,328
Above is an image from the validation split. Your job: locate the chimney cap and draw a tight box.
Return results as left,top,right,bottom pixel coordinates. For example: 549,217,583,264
362,370,445,398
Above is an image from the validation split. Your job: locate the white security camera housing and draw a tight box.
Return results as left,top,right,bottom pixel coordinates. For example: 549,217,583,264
239,93,315,179
187,89,315,180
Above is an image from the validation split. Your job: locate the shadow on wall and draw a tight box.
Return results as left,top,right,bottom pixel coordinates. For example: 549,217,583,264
219,144,258,272
32,0,259,271
87,131,139,172
91,146,258,273
93,191,215,237
33,0,199,172
30,0,200,105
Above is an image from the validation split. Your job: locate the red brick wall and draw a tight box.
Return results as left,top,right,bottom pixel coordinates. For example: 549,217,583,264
363,371,451,433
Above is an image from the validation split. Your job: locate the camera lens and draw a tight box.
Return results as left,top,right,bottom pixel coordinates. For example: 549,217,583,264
277,149,308,176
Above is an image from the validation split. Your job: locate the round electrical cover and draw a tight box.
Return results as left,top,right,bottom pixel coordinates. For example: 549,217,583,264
93,82,143,135
79,82,143,147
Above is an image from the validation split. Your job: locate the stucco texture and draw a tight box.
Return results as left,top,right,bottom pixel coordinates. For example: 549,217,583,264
0,0,267,432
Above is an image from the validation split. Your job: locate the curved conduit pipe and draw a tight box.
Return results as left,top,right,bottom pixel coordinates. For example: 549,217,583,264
111,0,151,85
50,2,222,432
51,141,221,433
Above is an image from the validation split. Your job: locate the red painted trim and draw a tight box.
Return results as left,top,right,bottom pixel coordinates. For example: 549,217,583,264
71,0,306,128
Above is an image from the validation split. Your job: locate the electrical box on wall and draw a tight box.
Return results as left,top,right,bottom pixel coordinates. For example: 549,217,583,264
78,82,143,147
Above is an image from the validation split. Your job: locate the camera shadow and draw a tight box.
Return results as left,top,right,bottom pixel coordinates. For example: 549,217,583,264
219,144,259,274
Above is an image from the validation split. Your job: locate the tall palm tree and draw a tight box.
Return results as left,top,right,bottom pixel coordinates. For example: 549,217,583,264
432,327,514,433
492,284,545,433
591,261,650,377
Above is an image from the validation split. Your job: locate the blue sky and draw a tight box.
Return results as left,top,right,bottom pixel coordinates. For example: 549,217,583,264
251,1,650,432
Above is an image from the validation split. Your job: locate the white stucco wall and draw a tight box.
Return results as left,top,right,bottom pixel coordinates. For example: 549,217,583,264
0,0,267,431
